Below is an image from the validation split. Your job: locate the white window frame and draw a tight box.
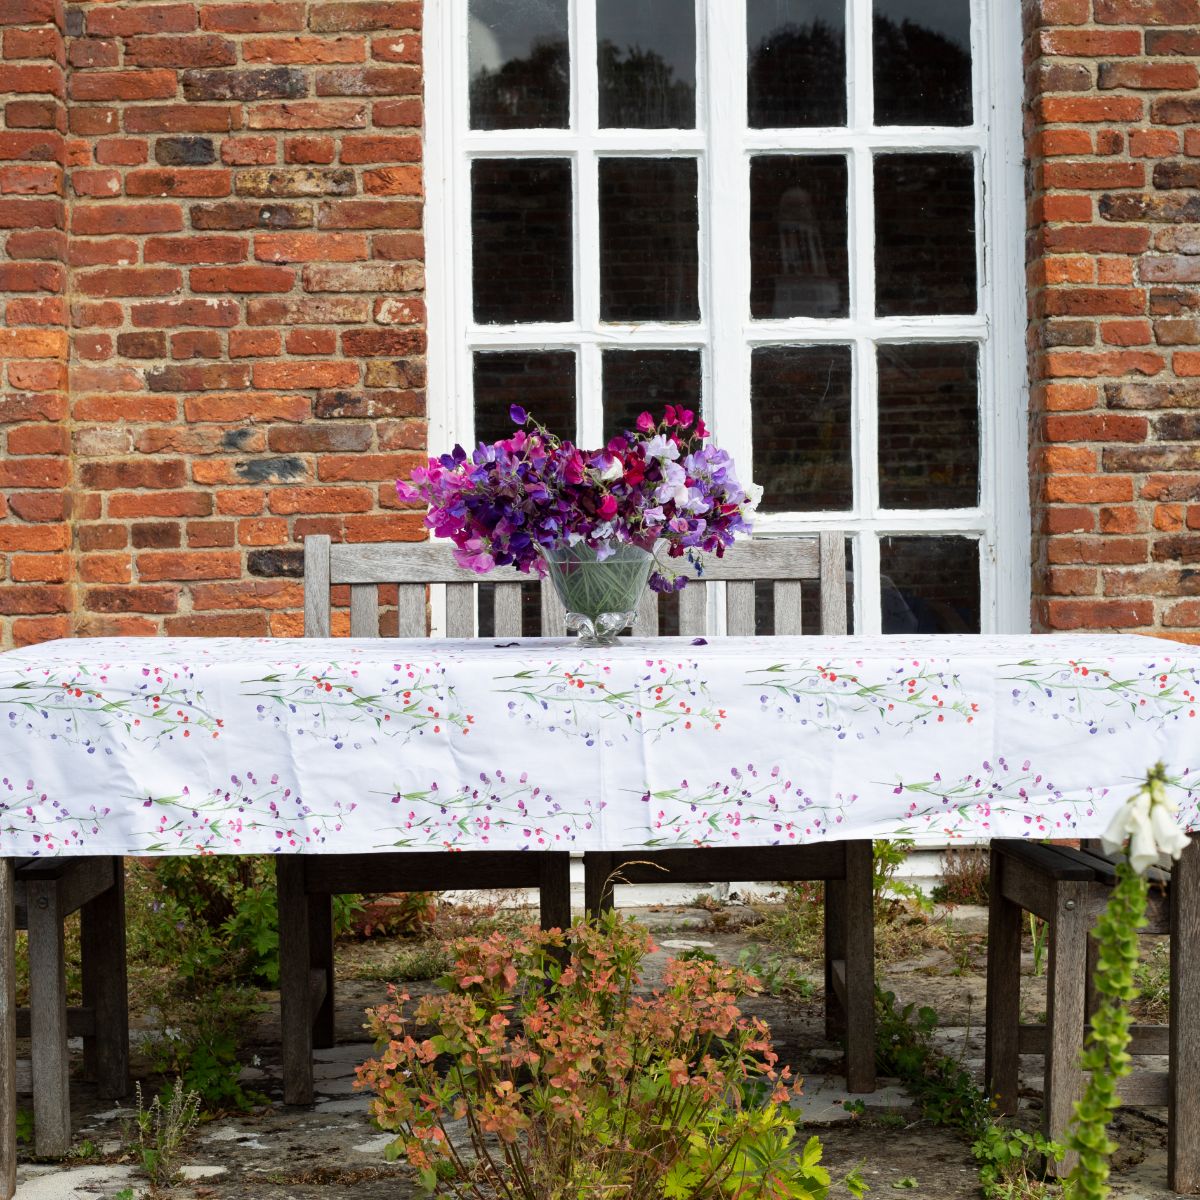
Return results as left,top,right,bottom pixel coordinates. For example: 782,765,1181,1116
425,0,1029,635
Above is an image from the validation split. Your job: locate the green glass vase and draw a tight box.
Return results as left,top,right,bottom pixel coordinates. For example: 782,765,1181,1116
539,542,653,647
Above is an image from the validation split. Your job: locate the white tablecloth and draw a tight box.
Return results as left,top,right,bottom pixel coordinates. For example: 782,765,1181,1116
2,634,1199,855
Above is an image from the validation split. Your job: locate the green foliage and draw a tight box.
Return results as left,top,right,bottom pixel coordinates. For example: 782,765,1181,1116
1029,916,1049,979
874,840,932,918
1133,940,1169,1022
359,913,868,1200
1061,857,1148,1200
15,1107,32,1147
737,945,816,999
876,991,1062,1200
113,1189,134,1200
125,1079,201,1187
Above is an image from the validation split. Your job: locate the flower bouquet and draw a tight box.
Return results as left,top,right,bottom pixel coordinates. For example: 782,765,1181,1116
396,404,757,645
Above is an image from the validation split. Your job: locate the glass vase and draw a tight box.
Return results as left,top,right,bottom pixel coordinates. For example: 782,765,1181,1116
539,542,654,647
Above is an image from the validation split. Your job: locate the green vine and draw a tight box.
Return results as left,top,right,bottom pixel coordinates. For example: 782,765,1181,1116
1060,791,1155,1198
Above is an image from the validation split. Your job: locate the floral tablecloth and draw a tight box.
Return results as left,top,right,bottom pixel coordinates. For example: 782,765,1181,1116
2,634,1199,856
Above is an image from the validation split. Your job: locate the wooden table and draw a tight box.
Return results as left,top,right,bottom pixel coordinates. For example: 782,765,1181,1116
3,630,1200,1195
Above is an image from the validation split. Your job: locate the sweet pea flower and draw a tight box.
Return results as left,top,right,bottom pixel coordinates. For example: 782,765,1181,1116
636,411,656,433
1101,763,1191,874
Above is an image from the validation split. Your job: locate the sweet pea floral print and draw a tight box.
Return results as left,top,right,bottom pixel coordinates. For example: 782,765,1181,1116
0,633,1196,856
499,657,722,745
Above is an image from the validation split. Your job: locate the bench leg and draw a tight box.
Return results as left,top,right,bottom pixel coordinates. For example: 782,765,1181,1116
0,861,15,1200
985,846,1022,1115
583,853,616,915
1044,877,1089,1177
276,857,314,1105
27,878,70,1157
310,894,335,1052
844,840,875,1093
539,853,571,932
80,859,129,1099
824,877,847,1039
1170,833,1200,1194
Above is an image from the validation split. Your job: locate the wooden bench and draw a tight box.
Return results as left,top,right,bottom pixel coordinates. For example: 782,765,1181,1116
15,857,129,1157
985,836,1200,1190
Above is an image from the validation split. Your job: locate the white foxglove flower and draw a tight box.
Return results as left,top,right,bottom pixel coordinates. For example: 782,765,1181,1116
1101,765,1191,875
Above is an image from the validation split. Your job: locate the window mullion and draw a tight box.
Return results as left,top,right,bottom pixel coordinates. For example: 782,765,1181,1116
705,0,750,478
574,0,602,445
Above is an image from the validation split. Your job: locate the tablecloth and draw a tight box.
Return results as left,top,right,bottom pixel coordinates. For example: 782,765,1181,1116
2,633,1199,855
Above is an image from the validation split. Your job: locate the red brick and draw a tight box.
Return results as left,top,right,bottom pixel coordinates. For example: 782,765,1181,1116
131,298,240,328
1094,0,1200,21
190,579,302,608
126,35,237,69
285,136,335,165
108,492,213,518
268,486,374,513
229,329,281,357
76,268,182,298
1044,476,1134,503
171,330,223,359
0,0,58,25
144,235,248,264
252,361,359,388
253,232,368,262
310,3,419,32
221,137,278,166
183,392,311,422
95,138,149,167
72,203,182,236
238,517,288,545
1037,96,1144,123
285,328,337,354
199,3,306,32
1043,599,1153,630
246,101,367,129
70,71,179,103
191,265,295,292
187,521,237,548
136,550,241,581
1099,62,1199,90
244,36,366,64
124,106,237,134
7,424,67,456
125,169,232,198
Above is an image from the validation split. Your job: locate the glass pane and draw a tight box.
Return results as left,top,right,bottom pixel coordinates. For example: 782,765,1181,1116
874,0,972,127
878,343,979,510
879,536,980,634
599,158,699,323
469,0,569,130
602,349,702,439
472,159,573,325
751,344,853,512
750,155,848,319
598,0,696,129
748,0,847,128
473,350,576,445
875,153,976,317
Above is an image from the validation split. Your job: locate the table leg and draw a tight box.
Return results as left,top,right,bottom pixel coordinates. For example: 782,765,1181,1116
984,845,1022,1115
0,859,15,1200
1045,877,1089,1177
277,857,314,1105
843,840,875,1093
1169,833,1200,1194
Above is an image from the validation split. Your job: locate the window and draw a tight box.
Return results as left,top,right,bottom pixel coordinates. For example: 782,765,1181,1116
426,0,1027,634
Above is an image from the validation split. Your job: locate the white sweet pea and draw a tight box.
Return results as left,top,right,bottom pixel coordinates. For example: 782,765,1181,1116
599,456,623,482
744,482,764,514
1101,764,1191,874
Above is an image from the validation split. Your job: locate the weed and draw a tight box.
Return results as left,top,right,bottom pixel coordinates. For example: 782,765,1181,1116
113,1189,134,1200
876,990,1062,1199
932,848,990,906
1029,916,1049,978
1133,939,1169,1022
15,1107,32,1147
737,944,815,998
387,942,451,981
126,1079,201,1187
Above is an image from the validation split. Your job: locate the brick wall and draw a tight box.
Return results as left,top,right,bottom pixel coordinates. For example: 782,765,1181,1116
1026,0,1200,639
0,0,71,647
2,1,1200,643
0,0,427,646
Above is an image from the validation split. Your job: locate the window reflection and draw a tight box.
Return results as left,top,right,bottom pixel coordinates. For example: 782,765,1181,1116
750,155,848,319
598,0,696,129
879,536,980,633
748,0,847,128
469,0,570,130
874,0,972,126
